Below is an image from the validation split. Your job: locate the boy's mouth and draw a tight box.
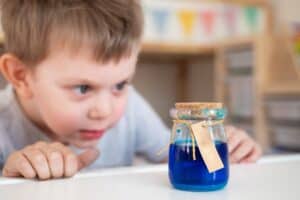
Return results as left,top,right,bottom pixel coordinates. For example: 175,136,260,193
79,130,105,140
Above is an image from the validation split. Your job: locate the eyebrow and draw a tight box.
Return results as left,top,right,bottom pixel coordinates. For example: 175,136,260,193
62,75,134,87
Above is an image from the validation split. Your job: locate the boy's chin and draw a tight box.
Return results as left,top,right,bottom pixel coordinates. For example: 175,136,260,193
72,139,100,149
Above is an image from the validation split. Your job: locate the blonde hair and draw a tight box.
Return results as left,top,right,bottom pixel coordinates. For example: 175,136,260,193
1,0,144,65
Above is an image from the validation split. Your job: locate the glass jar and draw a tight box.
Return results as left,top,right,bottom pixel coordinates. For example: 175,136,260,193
168,102,229,192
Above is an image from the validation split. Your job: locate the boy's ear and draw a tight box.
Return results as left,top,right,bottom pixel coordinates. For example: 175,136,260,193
0,53,33,98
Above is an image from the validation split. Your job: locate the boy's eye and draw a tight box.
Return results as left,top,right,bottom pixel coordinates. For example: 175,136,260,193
113,81,128,93
74,85,91,95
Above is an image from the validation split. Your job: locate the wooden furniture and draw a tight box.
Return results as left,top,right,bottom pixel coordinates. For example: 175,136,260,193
141,0,277,151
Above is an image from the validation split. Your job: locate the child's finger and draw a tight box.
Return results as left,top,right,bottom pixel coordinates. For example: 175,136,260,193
230,140,254,163
227,129,245,153
243,144,262,163
38,145,64,178
2,152,36,179
34,142,64,178
23,147,51,180
52,143,78,177
16,153,37,178
77,148,100,170
225,126,236,138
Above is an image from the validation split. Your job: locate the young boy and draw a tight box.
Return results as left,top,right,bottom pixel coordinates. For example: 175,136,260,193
0,0,261,180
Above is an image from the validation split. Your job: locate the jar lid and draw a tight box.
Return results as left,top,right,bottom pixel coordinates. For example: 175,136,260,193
175,102,223,110
173,102,226,120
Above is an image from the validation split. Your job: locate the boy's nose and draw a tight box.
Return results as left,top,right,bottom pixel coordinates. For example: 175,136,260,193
87,97,113,120
87,104,112,120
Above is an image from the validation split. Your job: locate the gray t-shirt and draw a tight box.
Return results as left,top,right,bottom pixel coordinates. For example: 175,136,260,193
0,85,170,170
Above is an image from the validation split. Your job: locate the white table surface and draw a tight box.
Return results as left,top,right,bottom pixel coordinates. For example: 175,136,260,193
1,154,300,200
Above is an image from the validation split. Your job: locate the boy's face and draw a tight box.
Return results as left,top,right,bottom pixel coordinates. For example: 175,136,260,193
25,49,137,148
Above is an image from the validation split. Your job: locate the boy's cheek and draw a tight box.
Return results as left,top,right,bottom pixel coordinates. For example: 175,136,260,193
42,107,82,133
109,99,128,126
112,104,126,123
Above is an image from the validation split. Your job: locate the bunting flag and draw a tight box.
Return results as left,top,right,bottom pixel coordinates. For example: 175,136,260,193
292,24,300,54
294,31,300,52
177,10,197,38
295,40,300,54
244,6,259,32
295,37,300,68
223,6,237,35
152,8,169,36
200,10,216,36
294,37,300,72
143,2,265,43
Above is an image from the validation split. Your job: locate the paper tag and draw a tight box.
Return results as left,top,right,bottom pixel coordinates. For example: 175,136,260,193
191,122,224,173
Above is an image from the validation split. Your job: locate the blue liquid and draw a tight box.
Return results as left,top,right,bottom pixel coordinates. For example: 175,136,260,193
168,141,229,191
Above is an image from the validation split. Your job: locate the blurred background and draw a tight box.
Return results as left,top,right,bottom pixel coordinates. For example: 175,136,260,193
133,0,300,154
0,0,299,156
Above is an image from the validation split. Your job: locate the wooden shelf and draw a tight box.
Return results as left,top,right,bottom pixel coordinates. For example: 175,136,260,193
141,42,215,55
142,36,255,55
264,33,300,96
0,33,4,44
219,36,255,48
265,81,300,95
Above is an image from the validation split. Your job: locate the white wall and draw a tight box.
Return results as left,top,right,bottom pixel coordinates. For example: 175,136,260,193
133,61,178,127
272,0,300,24
133,58,214,127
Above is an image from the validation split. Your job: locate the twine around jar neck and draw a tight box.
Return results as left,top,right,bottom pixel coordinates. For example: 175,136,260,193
157,119,224,161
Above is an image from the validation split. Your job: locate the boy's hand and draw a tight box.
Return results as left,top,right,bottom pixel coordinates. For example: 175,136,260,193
226,126,262,164
2,141,99,180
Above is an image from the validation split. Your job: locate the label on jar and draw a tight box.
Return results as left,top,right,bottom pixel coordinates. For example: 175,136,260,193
191,122,224,173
